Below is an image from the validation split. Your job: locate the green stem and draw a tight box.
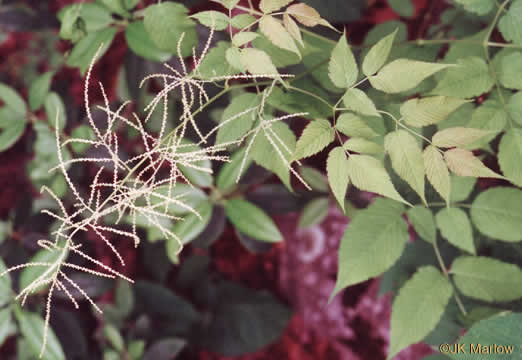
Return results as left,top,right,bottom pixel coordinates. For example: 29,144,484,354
432,240,468,316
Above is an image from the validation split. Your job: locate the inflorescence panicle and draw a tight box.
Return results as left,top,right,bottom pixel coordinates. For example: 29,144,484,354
1,27,310,358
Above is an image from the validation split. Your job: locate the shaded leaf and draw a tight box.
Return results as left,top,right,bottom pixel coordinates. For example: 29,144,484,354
125,21,171,62
498,0,522,45
435,207,475,254
29,71,53,111
144,3,197,57
0,83,26,114
498,129,522,187
44,92,66,131
16,310,66,360
389,266,452,359
298,197,329,228
66,27,117,75
471,187,522,242
407,206,436,244
225,199,283,242
451,256,522,302
333,198,408,296
217,93,260,146
299,166,329,192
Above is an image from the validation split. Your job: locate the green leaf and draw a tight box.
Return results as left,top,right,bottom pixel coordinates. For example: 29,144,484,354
0,308,13,348
177,140,213,188
44,92,66,131
230,14,257,29
240,48,278,75
449,175,476,203
172,201,213,245
348,154,410,205
451,256,522,302
389,0,415,17
327,147,350,212
342,88,380,117
0,107,27,152
19,248,65,292
298,197,329,228
251,33,301,68
385,130,426,204
66,27,117,75
335,113,380,138
197,281,291,356
286,3,333,28
57,3,113,33
388,266,453,359
498,0,522,45
128,340,145,360
103,324,124,352
432,127,492,148
362,28,398,76
125,21,172,62
333,198,408,296
328,33,358,88
343,137,383,154
217,148,252,190
435,207,475,254
199,41,240,78
16,310,66,360
507,91,522,126
144,3,197,57
225,199,283,242
444,148,504,179
259,15,300,57
369,59,452,94
299,166,329,192
400,96,468,128
0,83,26,114
259,0,293,13
123,0,139,10
70,125,95,153
498,129,522,187
191,11,230,31
115,279,134,317
471,187,522,242
0,258,11,307
283,14,304,47
407,206,436,244
431,57,493,98
498,51,522,90
250,121,295,190
217,93,260,146
294,119,335,160
466,100,507,149
29,71,53,111
232,32,259,47
99,0,130,16
454,0,494,15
